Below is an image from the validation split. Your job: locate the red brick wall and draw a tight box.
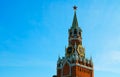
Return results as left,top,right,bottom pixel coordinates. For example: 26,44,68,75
71,66,93,77
57,63,94,77
63,62,70,76
57,69,61,77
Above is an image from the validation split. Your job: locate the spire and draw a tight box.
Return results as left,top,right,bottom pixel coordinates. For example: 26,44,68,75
72,6,78,29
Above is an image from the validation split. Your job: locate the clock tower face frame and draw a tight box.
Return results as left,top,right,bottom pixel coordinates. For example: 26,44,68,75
66,46,74,56
77,45,85,57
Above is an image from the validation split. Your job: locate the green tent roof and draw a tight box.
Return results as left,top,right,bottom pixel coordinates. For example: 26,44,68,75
71,10,82,32
72,11,78,29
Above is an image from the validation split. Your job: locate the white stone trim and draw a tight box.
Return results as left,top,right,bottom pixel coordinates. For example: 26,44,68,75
71,63,93,70
61,60,71,77
57,67,62,69
69,37,81,41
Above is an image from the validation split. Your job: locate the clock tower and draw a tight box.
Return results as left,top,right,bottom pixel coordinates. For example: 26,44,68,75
53,6,94,77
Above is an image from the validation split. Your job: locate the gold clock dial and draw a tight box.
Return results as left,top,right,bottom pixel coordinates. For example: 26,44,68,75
77,45,85,57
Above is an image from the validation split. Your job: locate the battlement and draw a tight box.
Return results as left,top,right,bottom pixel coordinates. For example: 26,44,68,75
57,56,93,69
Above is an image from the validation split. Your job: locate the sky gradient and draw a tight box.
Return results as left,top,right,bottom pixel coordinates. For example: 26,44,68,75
0,0,120,77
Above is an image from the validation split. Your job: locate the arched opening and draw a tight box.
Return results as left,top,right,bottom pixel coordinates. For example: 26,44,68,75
74,29,77,34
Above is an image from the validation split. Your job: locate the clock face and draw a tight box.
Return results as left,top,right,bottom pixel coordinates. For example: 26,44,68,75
77,45,85,57
67,47,72,54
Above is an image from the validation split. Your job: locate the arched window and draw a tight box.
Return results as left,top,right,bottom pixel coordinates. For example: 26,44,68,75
79,32,81,36
74,29,77,34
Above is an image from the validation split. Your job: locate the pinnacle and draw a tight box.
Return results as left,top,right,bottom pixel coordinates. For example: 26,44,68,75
72,10,78,29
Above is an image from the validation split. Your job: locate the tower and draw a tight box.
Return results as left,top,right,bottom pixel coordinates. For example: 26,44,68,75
53,6,94,77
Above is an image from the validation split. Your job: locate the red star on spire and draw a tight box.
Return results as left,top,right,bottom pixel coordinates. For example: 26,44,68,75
73,6,77,10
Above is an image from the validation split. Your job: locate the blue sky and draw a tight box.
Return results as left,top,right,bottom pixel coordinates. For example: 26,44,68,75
0,0,120,77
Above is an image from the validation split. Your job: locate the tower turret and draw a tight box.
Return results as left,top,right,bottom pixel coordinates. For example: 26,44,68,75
54,6,94,77
69,6,82,46
66,6,85,58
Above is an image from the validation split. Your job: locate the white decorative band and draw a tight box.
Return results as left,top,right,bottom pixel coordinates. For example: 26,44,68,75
71,63,93,70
